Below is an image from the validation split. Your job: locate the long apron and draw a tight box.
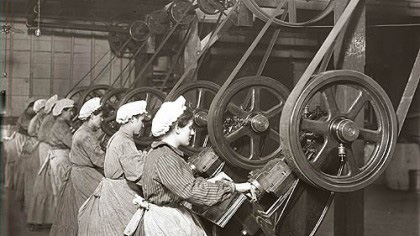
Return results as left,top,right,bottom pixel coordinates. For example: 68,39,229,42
48,149,71,207
49,168,78,236
78,178,139,236
22,137,41,210
132,201,207,236
26,142,55,225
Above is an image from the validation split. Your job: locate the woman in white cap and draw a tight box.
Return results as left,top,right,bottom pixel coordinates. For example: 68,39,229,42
78,101,148,236
48,98,75,206
137,96,253,236
23,98,47,210
50,97,105,236
27,94,58,228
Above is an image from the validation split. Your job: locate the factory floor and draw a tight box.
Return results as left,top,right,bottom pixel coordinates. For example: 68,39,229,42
1,184,419,236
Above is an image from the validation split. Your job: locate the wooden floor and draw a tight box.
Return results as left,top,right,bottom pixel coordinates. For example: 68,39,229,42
1,184,419,236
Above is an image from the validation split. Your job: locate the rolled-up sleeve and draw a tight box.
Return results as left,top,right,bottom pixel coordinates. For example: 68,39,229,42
156,154,234,207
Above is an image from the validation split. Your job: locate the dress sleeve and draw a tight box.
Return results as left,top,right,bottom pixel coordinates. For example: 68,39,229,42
27,116,38,137
119,144,146,184
156,154,234,207
61,124,73,149
81,134,105,168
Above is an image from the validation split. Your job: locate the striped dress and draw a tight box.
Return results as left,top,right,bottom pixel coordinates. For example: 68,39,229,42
78,129,146,236
137,141,235,236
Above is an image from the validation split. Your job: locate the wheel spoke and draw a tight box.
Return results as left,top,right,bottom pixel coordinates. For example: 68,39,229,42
311,139,336,169
250,134,262,160
242,89,254,112
345,146,361,176
195,88,204,109
103,115,115,123
301,119,329,136
321,87,339,115
358,128,381,143
287,0,297,23
265,101,284,118
267,128,280,144
252,87,261,111
346,91,369,120
227,102,248,118
226,126,248,143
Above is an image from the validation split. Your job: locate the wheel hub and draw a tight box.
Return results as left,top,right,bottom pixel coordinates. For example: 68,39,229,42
250,114,269,133
194,110,208,127
331,118,360,143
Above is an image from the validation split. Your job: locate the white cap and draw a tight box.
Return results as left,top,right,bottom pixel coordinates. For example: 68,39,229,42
152,96,186,137
79,97,101,120
33,99,47,113
116,101,147,124
52,98,75,116
45,94,59,114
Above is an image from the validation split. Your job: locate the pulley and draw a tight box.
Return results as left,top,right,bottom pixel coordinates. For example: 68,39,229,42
208,76,290,170
168,0,197,25
166,81,220,155
241,0,335,27
280,70,397,192
129,20,150,41
197,0,235,15
147,10,171,35
100,88,128,136
108,31,131,56
118,87,166,147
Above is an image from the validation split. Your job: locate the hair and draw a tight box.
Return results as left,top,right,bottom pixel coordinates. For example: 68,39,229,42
119,112,144,125
167,106,194,133
82,107,103,122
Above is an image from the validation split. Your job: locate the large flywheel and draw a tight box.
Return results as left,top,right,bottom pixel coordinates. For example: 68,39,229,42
167,81,220,155
242,0,334,27
66,86,87,105
208,76,290,170
119,87,166,147
101,88,128,136
280,70,397,192
78,84,111,111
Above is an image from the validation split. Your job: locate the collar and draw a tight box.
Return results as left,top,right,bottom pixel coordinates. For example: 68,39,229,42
151,141,184,156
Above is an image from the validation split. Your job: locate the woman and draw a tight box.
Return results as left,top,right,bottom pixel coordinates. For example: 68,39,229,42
50,97,105,236
48,98,74,206
5,98,35,201
23,98,47,210
78,101,148,236
27,94,58,227
137,96,253,236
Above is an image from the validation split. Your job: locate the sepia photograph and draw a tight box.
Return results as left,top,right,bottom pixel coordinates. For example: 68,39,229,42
0,0,419,235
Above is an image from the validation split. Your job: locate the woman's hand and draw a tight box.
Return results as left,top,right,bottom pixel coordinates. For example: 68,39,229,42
235,182,258,202
207,172,233,183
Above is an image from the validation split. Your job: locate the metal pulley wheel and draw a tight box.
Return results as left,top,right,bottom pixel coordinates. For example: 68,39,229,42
168,0,197,25
66,86,87,106
108,31,131,56
166,81,220,156
208,76,290,170
241,0,334,27
118,87,166,147
129,21,150,41
147,10,171,35
280,70,397,192
197,0,234,15
100,88,128,136
78,84,111,112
